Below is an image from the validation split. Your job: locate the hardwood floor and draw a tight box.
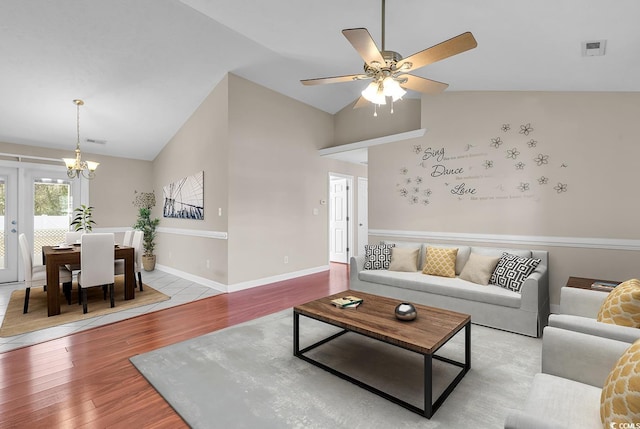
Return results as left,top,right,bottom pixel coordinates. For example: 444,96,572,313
0,264,349,428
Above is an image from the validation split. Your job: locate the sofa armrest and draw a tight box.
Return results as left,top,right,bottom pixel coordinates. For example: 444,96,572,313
542,326,628,388
349,256,366,287
519,267,547,313
549,313,640,343
504,410,564,429
558,287,607,318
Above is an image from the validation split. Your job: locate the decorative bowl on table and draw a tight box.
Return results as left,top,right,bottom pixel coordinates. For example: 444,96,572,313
395,302,417,321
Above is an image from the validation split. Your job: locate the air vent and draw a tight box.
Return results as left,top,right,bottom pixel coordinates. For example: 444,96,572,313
582,40,606,56
85,138,107,145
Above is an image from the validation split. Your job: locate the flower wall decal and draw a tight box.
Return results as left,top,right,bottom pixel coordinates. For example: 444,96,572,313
515,162,526,170
519,123,534,135
527,139,538,148
534,154,549,166
518,183,530,192
490,137,503,149
484,160,494,169
538,176,549,185
501,124,511,132
554,183,568,193
506,148,520,159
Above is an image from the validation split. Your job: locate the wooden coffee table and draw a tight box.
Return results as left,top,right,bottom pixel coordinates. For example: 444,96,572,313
293,291,471,418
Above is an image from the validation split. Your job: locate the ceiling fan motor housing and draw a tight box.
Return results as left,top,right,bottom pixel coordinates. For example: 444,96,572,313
364,50,405,80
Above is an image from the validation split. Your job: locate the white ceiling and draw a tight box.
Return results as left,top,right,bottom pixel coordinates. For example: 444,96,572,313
1,0,639,161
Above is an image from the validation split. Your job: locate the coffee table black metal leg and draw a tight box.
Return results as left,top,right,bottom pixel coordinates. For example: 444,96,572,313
424,354,433,418
293,311,300,356
465,322,471,371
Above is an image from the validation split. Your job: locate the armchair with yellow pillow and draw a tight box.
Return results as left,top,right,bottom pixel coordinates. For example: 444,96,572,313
548,279,640,343
505,326,639,429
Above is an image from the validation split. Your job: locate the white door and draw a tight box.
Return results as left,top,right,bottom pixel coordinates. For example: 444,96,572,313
329,176,349,263
357,177,368,256
0,167,19,282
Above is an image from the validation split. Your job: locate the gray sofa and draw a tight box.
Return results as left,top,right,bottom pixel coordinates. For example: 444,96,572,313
349,241,549,337
504,326,629,428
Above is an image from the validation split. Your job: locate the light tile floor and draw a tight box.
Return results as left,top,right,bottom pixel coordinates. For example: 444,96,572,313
0,270,223,353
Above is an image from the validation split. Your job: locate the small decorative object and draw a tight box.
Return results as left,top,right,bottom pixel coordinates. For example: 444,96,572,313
133,191,160,271
70,205,95,232
395,302,417,321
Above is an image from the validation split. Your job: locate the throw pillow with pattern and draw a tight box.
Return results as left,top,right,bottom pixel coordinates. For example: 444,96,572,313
363,244,395,270
422,246,458,278
490,252,541,293
597,279,640,327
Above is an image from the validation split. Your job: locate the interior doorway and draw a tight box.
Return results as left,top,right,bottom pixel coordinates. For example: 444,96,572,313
328,174,353,264
357,177,368,256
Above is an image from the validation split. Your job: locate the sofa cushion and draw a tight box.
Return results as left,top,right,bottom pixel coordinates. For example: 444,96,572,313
597,279,640,327
601,338,640,425
388,247,419,272
490,253,541,293
363,244,395,270
422,246,457,278
358,270,522,308
459,253,501,285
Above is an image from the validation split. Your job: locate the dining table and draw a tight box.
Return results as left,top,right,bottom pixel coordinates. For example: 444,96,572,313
42,245,136,317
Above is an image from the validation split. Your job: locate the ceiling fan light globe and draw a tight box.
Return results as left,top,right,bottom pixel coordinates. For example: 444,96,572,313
382,77,407,101
361,82,386,105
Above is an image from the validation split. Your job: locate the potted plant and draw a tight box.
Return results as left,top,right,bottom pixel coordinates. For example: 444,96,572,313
133,191,160,271
70,204,96,232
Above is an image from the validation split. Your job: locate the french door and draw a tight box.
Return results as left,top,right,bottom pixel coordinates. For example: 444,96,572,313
0,162,81,283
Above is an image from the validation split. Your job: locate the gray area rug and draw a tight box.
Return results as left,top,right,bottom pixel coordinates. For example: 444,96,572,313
130,310,541,428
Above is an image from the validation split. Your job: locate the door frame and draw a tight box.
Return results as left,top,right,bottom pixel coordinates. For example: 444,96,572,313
0,157,85,283
328,172,354,264
357,177,368,257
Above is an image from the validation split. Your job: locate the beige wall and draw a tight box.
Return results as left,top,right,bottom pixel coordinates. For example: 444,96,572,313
0,140,152,229
333,98,421,147
152,75,230,284
368,91,640,305
152,74,367,288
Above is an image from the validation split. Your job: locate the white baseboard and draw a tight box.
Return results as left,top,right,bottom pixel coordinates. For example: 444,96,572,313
227,265,330,293
155,264,330,294
155,264,227,293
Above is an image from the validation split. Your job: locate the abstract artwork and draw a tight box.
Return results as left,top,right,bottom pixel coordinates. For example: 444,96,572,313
162,171,204,219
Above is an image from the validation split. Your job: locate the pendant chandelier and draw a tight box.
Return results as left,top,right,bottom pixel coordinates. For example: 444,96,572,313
63,99,99,179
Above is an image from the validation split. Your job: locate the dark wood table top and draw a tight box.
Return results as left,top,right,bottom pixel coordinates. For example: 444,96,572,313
566,276,621,290
294,291,470,355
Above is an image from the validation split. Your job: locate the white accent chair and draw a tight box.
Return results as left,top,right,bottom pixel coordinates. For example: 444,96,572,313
115,230,144,291
504,326,630,428
18,233,72,313
78,233,115,314
548,286,640,343
64,231,83,245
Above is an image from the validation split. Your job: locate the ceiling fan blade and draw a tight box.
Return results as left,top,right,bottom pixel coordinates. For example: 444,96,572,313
400,74,449,94
353,96,370,109
397,32,477,72
342,28,385,66
301,74,369,86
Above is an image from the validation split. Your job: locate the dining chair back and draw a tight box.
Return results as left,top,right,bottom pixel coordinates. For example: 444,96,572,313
121,230,133,247
78,233,115,314
64,231,84,245
132,230,144,291
18,233,72,313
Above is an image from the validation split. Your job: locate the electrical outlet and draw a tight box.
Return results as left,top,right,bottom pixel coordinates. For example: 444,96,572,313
284,256,289,264
206,259,210,269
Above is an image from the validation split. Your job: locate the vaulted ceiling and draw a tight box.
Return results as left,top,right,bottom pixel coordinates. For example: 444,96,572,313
1,0,638,161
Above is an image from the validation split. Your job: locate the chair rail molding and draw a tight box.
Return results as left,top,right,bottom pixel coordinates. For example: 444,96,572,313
157,227,228,240
368,229,640,251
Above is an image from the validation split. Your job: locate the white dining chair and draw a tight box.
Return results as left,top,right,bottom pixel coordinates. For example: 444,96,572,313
115,230,144,291
78,233,115,314
121,230,133,247
18,233,73,313
64,230,84,274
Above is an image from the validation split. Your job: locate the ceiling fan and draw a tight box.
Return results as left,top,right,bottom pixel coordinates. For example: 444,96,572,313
301,0,477,113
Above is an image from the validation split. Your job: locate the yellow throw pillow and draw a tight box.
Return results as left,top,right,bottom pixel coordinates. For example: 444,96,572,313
597,279,640,327
422,246,457,278
601,338,640,425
